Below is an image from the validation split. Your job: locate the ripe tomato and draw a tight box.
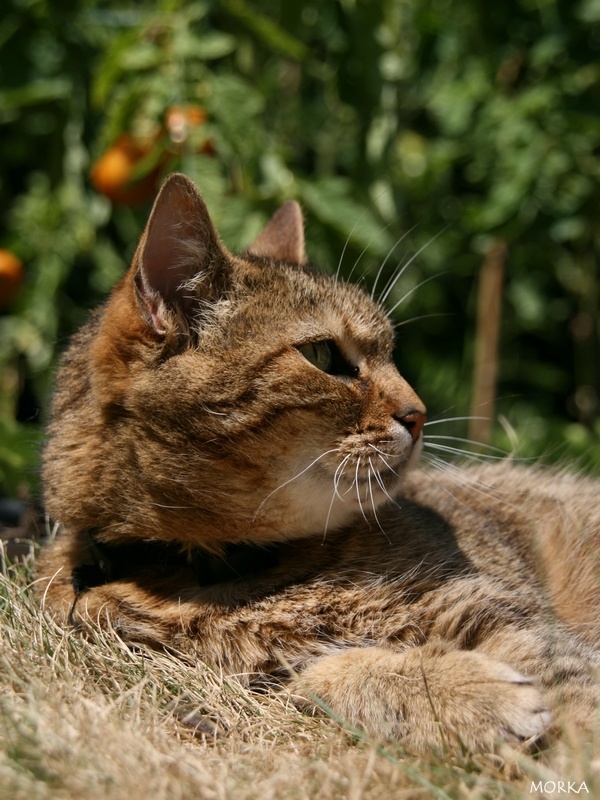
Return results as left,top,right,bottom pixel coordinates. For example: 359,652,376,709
91,134,163,205
0,249,24,309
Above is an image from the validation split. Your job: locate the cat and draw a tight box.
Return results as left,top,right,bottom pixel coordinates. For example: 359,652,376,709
37,172,600,756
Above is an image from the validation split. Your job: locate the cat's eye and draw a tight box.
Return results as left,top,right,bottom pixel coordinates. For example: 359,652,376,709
297,340,359,378
298,341,333,372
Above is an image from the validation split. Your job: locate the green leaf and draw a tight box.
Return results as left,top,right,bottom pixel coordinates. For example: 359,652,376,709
0,79,70,110
0,417,43,496
222,0,308,61
174,31,237,61
120,43,164,71
209,73,265,120
92,29,144,108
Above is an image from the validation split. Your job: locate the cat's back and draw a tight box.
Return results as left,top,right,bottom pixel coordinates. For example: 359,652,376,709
401,460,600,551
49,309,102,413
395,461,600,645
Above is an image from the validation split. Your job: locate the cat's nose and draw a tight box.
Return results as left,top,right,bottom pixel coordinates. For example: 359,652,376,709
395,408,427,443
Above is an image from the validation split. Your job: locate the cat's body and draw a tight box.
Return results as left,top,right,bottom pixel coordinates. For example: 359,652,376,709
38,174,600,755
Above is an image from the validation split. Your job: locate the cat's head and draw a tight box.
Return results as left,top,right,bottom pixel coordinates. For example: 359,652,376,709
89,174,426,548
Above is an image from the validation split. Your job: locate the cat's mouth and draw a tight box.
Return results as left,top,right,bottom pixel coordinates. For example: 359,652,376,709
336,426,422,475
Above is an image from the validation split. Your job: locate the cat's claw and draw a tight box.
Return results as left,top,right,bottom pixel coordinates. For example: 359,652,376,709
290,646,554,755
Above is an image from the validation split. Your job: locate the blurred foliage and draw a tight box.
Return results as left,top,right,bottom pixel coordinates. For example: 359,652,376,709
1,0,599,499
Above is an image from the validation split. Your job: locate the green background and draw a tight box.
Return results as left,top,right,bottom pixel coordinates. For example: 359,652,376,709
1,0,600,500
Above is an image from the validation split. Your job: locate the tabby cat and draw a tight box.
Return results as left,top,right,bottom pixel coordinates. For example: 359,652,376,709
38,173,600,756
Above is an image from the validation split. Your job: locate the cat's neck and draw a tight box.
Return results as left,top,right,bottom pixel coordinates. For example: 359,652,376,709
72,528,283,593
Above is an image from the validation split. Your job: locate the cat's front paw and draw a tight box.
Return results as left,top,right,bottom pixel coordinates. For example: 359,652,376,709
289,645,552,755
457,659,553,748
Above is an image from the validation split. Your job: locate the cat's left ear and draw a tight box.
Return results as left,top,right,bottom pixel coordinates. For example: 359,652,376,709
133,173,227,335
246,201,306,265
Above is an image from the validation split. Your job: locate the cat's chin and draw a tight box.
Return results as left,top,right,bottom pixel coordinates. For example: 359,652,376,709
260,455,416,541
251,427,425,541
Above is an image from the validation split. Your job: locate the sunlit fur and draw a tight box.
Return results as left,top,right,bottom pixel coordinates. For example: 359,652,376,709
38,174,600,757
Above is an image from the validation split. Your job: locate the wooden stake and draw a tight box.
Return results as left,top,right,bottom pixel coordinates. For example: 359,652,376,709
469,240,506,446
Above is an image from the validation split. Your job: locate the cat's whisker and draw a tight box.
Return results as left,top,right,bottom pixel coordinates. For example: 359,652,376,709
422,454,506,496
418,461,490,506
367,444,402,480
385,272,447,320
336,184,396,284
377,229,433,307
354,457,371,529
253,448,340,518
415,462,474,509
423,425,534,464
367,442,397,460
422,441,509,462
323,455,352,543
425,435,508,456
421,403,468,426
333,454,352,500
377,257,410,309
344,465,358,497
419,456,515,507
393,312,450,331
379,228,447,308
425,453,539,511
424,416,489,427
346,221,394,287
422,453,474,476
322,490,337,544
367,459,391,543
370,456,402,509
367,442,400,461
370,225,417,300
335,211,372,283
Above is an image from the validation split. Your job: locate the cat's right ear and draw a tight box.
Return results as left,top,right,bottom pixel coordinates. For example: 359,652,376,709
133,173,226,336
246,201,306,265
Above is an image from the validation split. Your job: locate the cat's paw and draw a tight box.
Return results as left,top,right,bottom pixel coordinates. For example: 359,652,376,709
448,658,553,750
289,645,552,755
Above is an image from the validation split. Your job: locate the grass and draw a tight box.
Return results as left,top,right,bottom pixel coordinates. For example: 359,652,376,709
0,545,598,800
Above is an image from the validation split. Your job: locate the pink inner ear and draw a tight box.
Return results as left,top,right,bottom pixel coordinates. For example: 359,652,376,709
247,201,306,264
138,173,221,306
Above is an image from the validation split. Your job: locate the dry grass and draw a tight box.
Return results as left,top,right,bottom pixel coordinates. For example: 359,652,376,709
1,546,599,800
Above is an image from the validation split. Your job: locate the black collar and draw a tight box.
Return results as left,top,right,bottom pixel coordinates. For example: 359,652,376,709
71,528,281,594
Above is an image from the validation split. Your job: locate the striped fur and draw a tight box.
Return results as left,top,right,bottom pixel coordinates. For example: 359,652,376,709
38,174,600,756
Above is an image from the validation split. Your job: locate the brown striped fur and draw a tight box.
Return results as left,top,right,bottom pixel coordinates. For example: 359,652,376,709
38,174,600,756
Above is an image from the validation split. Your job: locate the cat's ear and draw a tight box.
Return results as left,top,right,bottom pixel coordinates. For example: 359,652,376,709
246,201,306,265
133,173,226,335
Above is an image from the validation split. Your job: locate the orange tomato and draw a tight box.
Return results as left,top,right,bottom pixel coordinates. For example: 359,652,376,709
91,134,163,205
165,105,214,154
0,249,24,309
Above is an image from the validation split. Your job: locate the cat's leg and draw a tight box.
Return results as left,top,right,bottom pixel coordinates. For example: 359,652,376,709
36,529,88,621
416,573,600,739
36,533,181,647
287,641,551,754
